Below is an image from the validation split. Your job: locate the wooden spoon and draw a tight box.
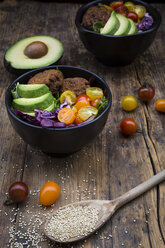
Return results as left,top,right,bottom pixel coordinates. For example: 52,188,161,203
44,170,165,243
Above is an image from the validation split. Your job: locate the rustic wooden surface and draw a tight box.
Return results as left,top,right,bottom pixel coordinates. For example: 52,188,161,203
0,0,165,247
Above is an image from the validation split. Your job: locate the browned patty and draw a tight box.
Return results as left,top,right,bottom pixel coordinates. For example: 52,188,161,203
62,77,90,96
28,69,64,95
82,6,111,30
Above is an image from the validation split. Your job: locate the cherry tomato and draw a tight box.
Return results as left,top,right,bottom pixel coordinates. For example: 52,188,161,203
156,99,165,113
60,90,77,105
78,106,98,121
76,94,91,103
86,87,103,101
58,108,75,125
120,118,137,136
121,95,137,111
134,5,146,19
9,182,29,203
91,98,101,107
74,100,90,111
74,112,83,124
138,83,155,102
110,1,124,9
39,181,60,207
126,12,138,23
115,6,128,16
124,1,135,11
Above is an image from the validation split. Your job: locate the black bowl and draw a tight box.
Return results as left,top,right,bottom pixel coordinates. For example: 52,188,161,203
75,0,161,65
5,65,112,155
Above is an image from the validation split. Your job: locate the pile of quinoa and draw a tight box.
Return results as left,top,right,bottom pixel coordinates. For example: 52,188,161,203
45,205,99,242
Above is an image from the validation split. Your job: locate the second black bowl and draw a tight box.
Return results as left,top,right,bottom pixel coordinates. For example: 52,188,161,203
75,0,161,65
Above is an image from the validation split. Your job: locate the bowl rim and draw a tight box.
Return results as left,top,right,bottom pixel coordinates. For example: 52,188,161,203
75,0,162,38
5,65,112,131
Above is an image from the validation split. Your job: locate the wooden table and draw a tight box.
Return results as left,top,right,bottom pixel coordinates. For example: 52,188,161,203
0,1,164,247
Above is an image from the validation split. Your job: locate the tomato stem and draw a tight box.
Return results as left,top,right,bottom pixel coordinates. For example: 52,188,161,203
4,196,14,206
137,128,143,133
142,81,149,88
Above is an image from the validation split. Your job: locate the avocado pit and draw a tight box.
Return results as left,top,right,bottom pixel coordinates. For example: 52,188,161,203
24,41,48,59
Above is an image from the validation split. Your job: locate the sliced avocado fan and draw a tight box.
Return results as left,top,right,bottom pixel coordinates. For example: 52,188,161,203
5,36,64,70
17,84,50,98
100,11,137,36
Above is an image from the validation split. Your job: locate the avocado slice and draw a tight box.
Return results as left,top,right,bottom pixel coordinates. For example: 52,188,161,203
12,93,54,112
114,14,131,36
127,18,138,35
17,84,50,98
24,101,55,116
100,11,120,35
4,36,64,73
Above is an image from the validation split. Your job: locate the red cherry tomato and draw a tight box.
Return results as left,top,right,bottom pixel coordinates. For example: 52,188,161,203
110,0,124,9
8,182,29,203
120,118,137,136
76,94,91,103
115,6,128,16
138,83,155,102
126,11,138,22
91,98,101,107
39,181,60,207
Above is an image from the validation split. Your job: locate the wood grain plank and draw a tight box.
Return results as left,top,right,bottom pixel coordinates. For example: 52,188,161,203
0,1,164,248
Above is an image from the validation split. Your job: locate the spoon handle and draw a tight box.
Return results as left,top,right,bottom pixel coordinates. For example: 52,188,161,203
115,170,165,209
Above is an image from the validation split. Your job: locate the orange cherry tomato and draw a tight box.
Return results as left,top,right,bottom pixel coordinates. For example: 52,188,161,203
156,99,165,113
76,94,91,103
58,108,75,125
74,100,90,111
39,181,60,207
91,98,101,107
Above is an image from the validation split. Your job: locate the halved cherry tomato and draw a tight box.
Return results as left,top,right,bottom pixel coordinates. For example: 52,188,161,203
78,106,98,121
7,182,29,204
58,108,75,125
138,83,155,102
120,118,137,136
91,98,101,107
71,105,78,113
134,5,146,19
115,6,128,16
156,99,165,113
39,181,60,207
74,112,83,124
76,94,91,103
124,1,135,11
86,87,103,101
126,12,138,22
110,1,124,9
121,95,137,111
74,100,90,111
60,90,77,105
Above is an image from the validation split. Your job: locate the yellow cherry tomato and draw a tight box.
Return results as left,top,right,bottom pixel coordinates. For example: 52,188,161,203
60,90,77,105
39,181,60,207
121,95,137,112
134,5,146,19
86,87,103,101
78,106,98,121
124,1,135,11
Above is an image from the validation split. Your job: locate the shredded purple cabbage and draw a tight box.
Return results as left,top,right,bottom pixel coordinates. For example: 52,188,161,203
13,106,95,128
137,13,154,31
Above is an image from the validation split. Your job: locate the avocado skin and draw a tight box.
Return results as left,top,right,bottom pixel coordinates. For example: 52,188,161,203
12,93,54,112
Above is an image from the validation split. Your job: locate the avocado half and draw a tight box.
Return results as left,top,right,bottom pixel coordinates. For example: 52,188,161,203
4,36,64,74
